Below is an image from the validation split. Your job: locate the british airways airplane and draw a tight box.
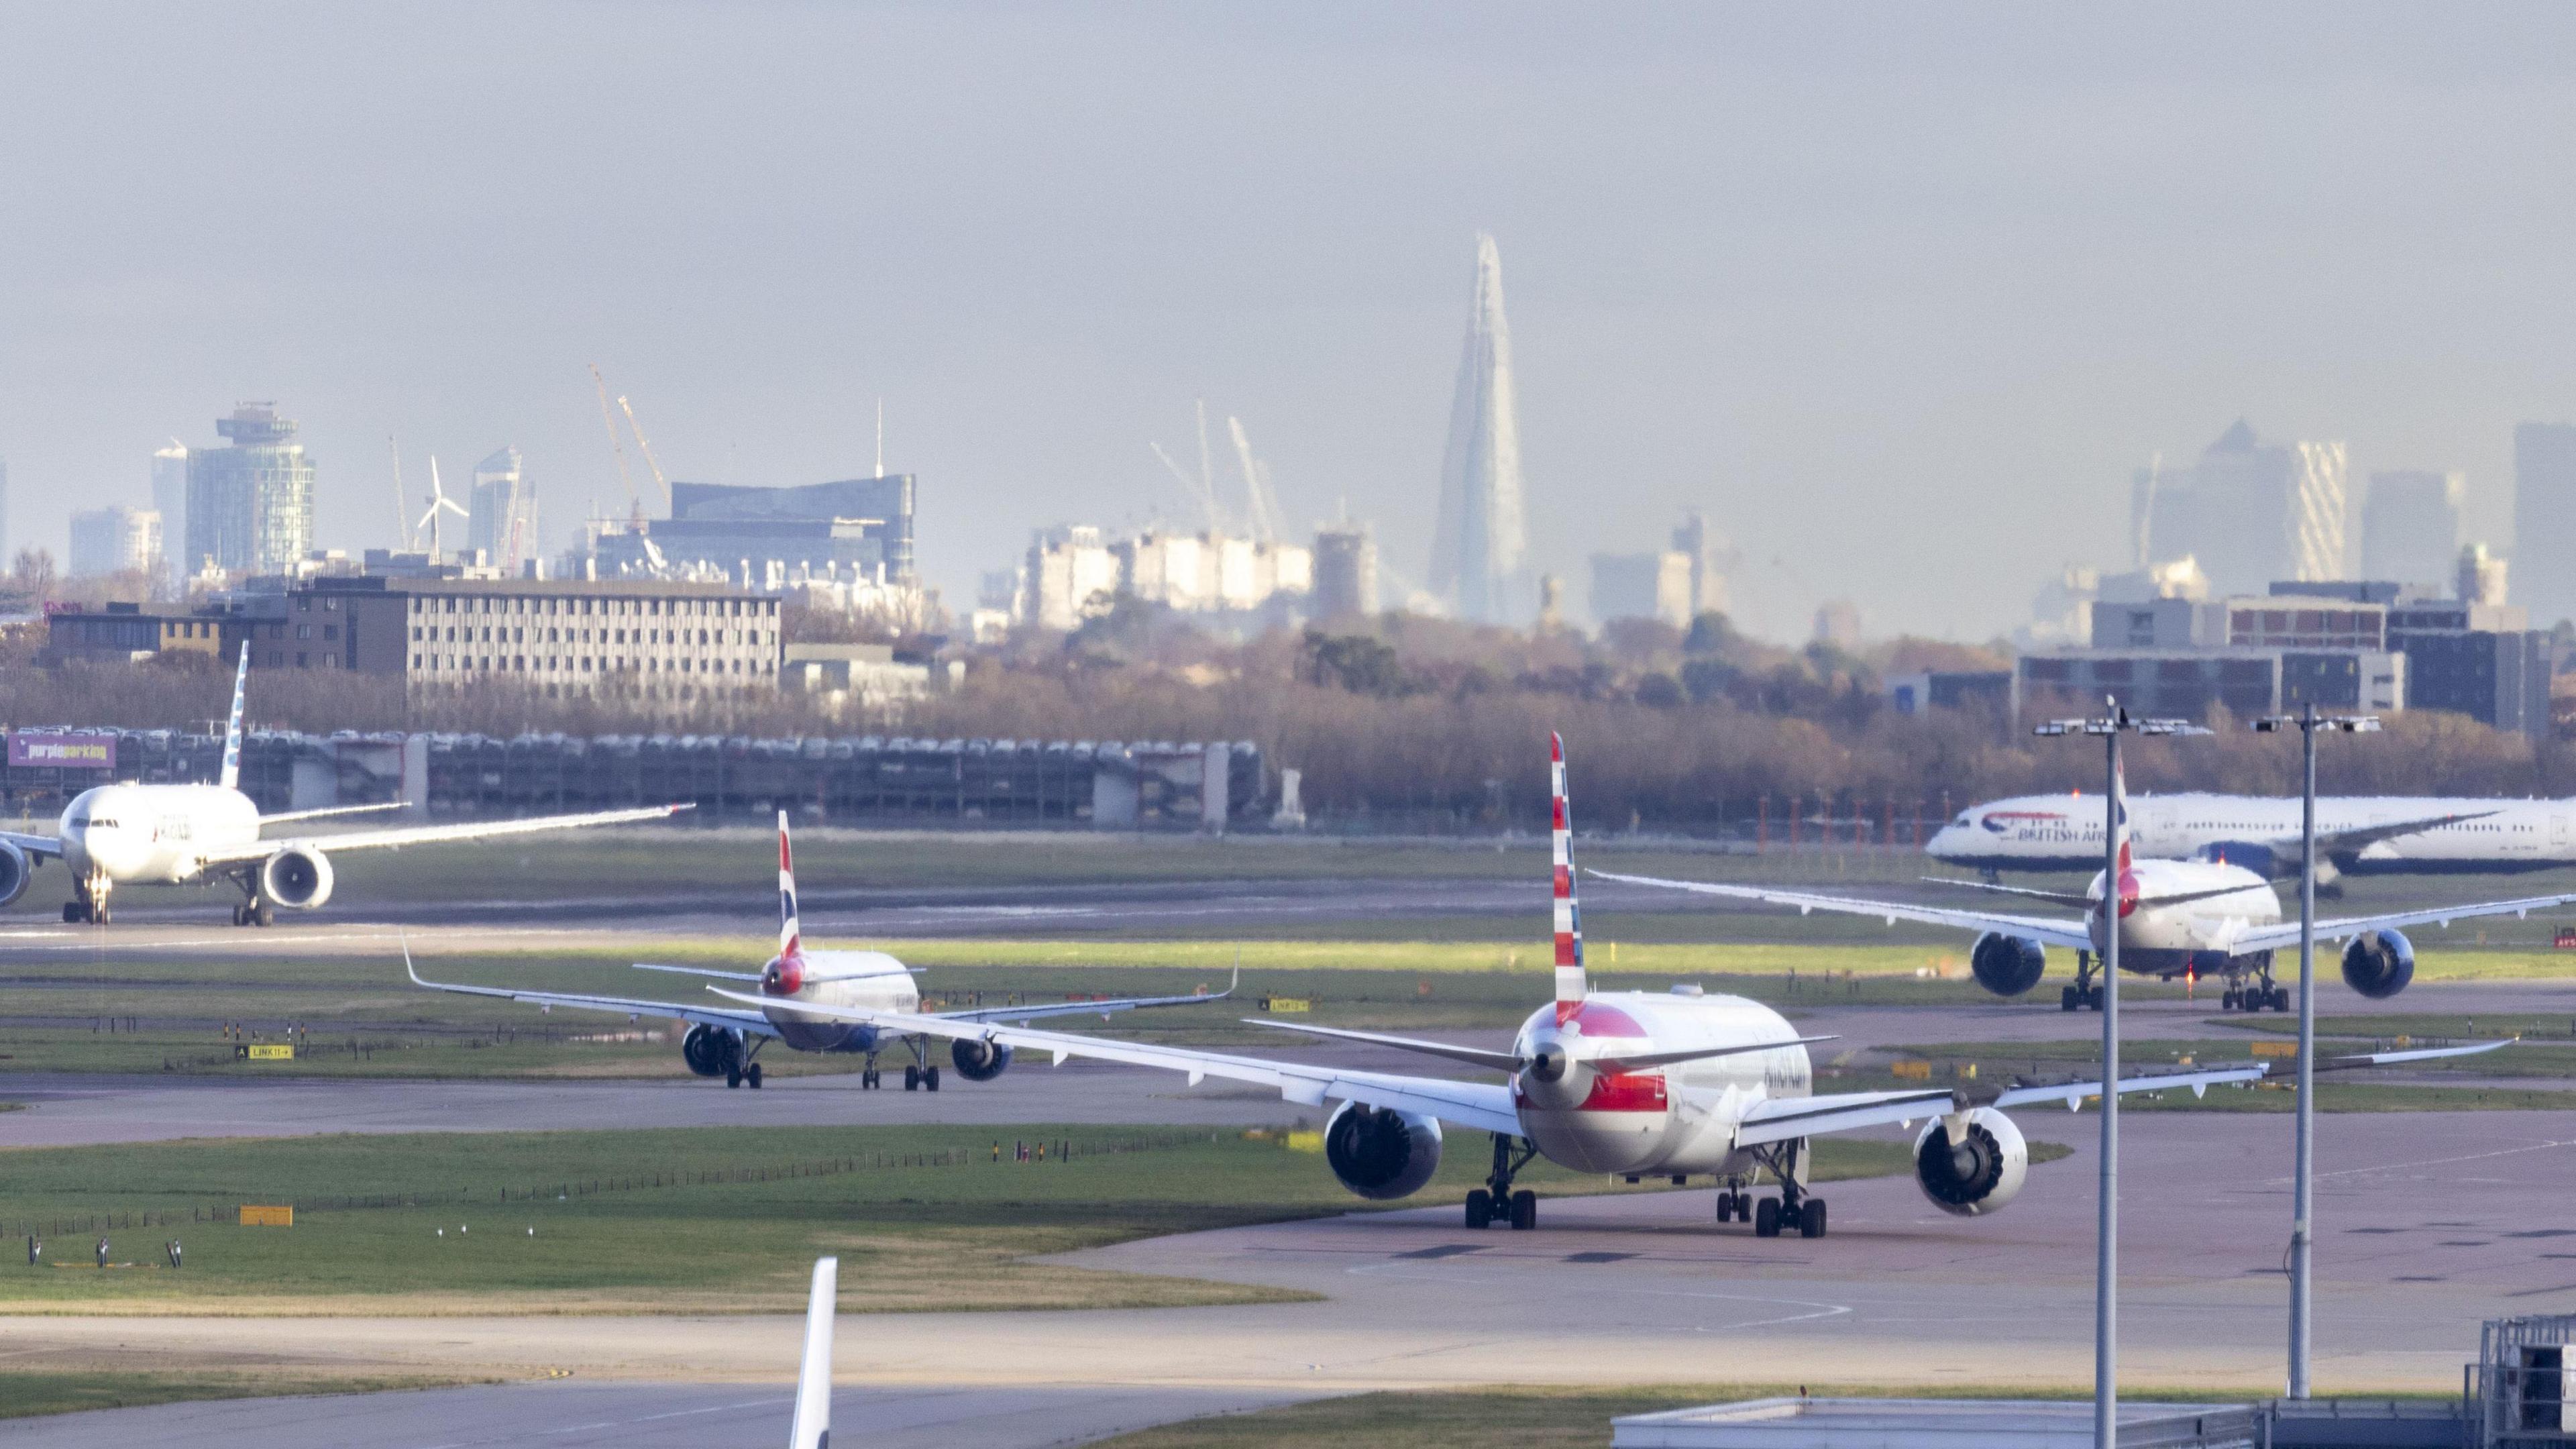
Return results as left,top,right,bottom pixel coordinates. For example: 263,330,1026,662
1927,791,2576,883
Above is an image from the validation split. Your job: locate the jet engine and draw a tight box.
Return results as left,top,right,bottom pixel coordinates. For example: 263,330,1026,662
1913,1107,2028,1217
2341,928,2415,1000
950,1037,1014,1082
258,845,335,909
1968,932,2047,998
2196,841,2282,877
681,1023,743,1077
0,839,32,909
1322,1099,1444,1201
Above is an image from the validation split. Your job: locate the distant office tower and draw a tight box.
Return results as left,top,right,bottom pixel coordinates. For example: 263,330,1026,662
150,442,188,588
2459,542,2510,607
1311,526,1379,620
68,506,162,580
466,446,535,572
185,402,313,576
1430,233,1529,625
1589,551,1690,628
2514,422,2576,627
1813,600,1862,651
596,476,916,584
2137,420,2348,596
1669,510,1729,616
2361,469,2464,590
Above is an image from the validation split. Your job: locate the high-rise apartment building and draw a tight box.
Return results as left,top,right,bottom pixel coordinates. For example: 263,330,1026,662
185,403,314,577
1589,551,1692,628
1430,234,1530,625
151,443,188,589
1311,526,1379,620
2134,420,2349,596
2514,421,2576,628
466,446,533,572
68,506,162,580
1669,510,1729,616
2361,469,2464,592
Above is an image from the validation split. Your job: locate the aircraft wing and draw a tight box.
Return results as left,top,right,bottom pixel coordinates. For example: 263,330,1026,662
259,801,409,828
406,949,777,1037
2227,892,2576,955
706,988,1521,1135
0,830,61,863
198,802,692,865
928,964,1237,1026
1731,1064,2270,1148
2296,809,2500,858
1589,869,2096,951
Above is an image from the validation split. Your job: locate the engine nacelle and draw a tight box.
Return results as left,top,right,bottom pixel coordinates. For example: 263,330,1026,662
258,845,335,909
950,1038,1014,1082
2196,840,2283,877
1323,1099,1444,1201
1968,932,2047,998
681,1023,743,1077
0,839,32,909
2341,928,2415,1000
1913,1106,2028,1217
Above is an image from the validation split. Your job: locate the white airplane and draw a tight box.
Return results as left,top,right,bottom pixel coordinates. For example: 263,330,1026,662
791,1256,835,1449
407,811,1230,1089
694,735,2501,1236
0,645,690,926
1605,763,2576,1012
1927,790,2572,885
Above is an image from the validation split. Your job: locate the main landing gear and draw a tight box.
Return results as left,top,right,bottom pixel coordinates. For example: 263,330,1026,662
2220,955,2288,1012
2060,951,2106,1012
224,876,273,928
1463,1133,1539,1230
725,1040,769,1089
1726,1139,1828,1239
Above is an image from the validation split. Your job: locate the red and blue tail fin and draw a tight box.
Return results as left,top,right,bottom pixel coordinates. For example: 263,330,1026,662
777,809,802,962
1551,732,1587,1008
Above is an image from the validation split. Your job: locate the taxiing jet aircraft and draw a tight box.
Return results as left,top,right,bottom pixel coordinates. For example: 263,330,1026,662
698,735,2500,1236
1603,757,2576,1012
1927,790,2570,885
6,645,688,926
407,811,1228,1089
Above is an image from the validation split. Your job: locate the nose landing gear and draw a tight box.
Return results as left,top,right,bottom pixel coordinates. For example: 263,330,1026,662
66,874,113,925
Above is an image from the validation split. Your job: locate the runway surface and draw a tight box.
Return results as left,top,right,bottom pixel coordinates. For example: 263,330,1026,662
5,1110,2566,1399
0,1382,1316,1449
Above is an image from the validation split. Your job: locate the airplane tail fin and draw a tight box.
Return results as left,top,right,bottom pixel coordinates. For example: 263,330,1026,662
1550,732,1586,1007
218,643,248,792
777,810,802,961
788,1255,837,1449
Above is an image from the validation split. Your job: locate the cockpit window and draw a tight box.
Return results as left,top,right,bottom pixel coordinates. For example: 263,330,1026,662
1952,813,1972,826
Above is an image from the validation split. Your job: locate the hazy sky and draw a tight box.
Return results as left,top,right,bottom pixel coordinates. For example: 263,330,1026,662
9,3,2576,639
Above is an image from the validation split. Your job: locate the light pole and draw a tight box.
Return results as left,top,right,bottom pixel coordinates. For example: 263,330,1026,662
2033,702,2201,1449
2252,703,2379,1400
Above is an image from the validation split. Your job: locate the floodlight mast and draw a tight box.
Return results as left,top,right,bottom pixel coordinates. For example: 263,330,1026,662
2033,701,2202,1449
2251,704,2379,1400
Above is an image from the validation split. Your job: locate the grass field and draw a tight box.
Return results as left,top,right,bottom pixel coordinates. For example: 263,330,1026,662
0,1124,1924,1315
0,1371,480,1423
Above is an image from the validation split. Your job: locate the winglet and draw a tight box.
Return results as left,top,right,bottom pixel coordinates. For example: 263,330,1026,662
789,1255,837,1449
1550,732,1587,1009
399,929,424,985
218,642,249,792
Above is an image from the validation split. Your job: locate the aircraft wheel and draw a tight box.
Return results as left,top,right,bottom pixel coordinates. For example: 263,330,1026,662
2060,985,2078,1012
725,1069,743,1089
924,1066,940,1092
904,1065,920,1091
62,902,83,924
1464,1189,1492,1230
1754,1198,1782,1238
91,904,109,926
746,1063,763,1089
1800,1199,1829,1238
252,902,273,928
2271,987,2291,1012
861,1070,878,1089
1510,1190,1537,1230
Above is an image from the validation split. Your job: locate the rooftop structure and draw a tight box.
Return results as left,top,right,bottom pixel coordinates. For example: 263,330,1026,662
2135,421,2349,596
186,402,314,577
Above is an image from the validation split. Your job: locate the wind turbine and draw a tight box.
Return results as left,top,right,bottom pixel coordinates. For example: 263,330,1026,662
418,456,467,561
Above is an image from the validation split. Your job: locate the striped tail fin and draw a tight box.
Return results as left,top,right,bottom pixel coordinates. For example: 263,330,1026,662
217,643,248,792
777,809,802,961
2110,747,2138,920
1550,732,1586,1007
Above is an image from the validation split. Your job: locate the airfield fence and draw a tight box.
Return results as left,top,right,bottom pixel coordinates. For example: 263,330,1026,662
1,1130,1237,1240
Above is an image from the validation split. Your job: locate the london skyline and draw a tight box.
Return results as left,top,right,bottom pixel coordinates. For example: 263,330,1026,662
11,4,2576,641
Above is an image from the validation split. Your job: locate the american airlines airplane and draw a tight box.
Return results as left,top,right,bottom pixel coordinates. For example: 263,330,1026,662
407,811,1227,1088
700,736,2499,1236
5,645,688,926
1603,768,2576,1012
1927,790,2571,884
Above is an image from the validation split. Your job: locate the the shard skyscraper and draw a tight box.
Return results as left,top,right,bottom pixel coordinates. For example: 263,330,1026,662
1431,233,1530,624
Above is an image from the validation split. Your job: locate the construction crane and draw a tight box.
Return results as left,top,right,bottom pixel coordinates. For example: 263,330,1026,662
589,364,643,528
1148,441,1222,532
617,394,672,518
388,435,411,551
1226,415,1286,547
